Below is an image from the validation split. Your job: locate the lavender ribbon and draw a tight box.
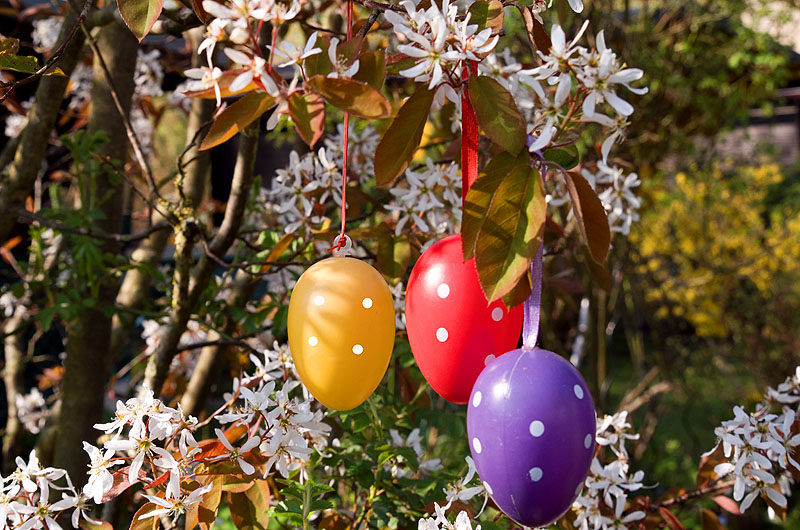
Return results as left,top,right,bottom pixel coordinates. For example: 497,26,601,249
522,242,543,351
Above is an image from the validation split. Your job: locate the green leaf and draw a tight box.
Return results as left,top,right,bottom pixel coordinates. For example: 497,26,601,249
563,171,611,263
469,75,527,155
0,54,39,74
374,87,434,186
467,0,504,34
353,49,386,90
200,92,276,151
385,55,416,75
0,38,19,55
288,92,325,147
544,145,580,170
469,161,547,303
303,39,333,78
117,0,163,40
305,75,391,119
229,480,270,530
462,151,523,260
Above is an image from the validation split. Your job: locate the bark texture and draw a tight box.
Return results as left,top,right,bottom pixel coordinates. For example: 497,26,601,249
143,122,260,396
0,3,88,242
109,28,214,357
53,21,139,484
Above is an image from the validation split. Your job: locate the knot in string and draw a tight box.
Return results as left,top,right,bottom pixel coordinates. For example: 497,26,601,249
328,234,353,256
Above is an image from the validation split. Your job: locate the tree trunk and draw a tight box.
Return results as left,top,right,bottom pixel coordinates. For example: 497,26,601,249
181,269,259,416
0,1,88,243
144,122,260,396
2,309,27,473
53,21,138,485
109,27,214,358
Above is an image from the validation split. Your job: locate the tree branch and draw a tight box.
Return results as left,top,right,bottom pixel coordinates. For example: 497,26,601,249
9,206,170,244
143,122,261,395
351,0,403,13
69,0,172,218
0,0,92,104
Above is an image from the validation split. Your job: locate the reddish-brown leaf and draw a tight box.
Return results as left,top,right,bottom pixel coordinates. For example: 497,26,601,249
712,495,740,515
696,444,725,488
564,171,610,264
129,502,160,530
374,86,434,186
288,92,325,147
185,476,223,530
183,69,258,99
700,510,724,530
658,507,686,530
352,49,386,90
228,479,270,530
200,92,275,151
99,466,149,503
305,75,391,119
79,519,113,530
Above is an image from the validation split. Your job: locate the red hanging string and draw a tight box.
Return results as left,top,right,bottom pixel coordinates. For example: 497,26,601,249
461,61,479,210
330,0,353,253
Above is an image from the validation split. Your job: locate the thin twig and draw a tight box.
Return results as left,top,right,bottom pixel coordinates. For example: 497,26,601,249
10,206,170,243
175,338,261,355
68,0,168,211
0,0,92,104
300,20,346,36
351,0,403,13
647,479,735,510
356,9,382,39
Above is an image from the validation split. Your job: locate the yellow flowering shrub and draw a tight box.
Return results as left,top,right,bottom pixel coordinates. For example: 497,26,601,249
633,163,800,340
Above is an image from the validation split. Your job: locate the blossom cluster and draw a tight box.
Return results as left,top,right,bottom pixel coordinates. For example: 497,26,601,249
572,411,646,530
0,451,96,530
215,346,331,480
387,428,443,478
386,159,462,238
386,0,498,101
709,367,800,513
418,502,479,530
541,162,643,237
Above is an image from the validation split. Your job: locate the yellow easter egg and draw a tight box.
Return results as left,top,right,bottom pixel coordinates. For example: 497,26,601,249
287,257,396,410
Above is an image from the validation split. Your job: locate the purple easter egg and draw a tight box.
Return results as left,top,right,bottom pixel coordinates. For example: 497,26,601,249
466,347,596,527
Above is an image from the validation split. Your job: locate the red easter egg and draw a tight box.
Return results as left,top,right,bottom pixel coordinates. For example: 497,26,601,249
405,234,523,403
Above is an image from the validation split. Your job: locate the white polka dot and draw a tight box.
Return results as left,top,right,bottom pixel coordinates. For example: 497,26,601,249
352,344,364,355
491,307,503,321
484,354,496,365
472,391,482,408
529,420,545,437
575,482,584,496
313,295,325,306
436,327,448,342
584,434,593,449
529,467,543,482
574,385,584,399
472,437,482,454
308,336,318,346
437,283,450,299
362,297,373,309
483,481,493,495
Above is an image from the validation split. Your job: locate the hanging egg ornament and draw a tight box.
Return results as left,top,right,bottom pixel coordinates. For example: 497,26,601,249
287,257,395,411
467,347,596,528
405,235,523,403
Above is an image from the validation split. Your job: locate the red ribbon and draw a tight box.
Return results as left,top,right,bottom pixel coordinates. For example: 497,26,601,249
461,61,479,209
329,0,354,253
